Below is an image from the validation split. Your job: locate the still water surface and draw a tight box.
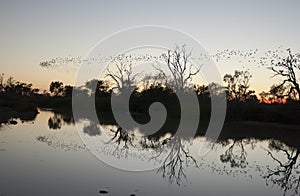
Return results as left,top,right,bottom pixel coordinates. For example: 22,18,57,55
0,110,299,195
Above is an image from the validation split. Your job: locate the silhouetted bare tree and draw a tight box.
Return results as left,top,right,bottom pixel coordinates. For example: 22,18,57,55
154,45,202,92
268,49,300,100
106,55,139,94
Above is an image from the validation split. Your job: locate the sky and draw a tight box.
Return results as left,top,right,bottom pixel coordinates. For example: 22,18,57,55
0,0,300,93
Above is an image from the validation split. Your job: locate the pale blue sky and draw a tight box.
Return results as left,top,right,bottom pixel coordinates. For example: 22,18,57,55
0,0,300,92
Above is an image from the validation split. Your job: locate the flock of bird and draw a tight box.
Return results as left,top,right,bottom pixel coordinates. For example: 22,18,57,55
211,45,287,68
39,46,290,71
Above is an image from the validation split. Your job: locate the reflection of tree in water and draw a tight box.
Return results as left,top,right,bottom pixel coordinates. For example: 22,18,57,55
202,138,255,179
219,139,248,168
48,113,74,130
142,135,198,185
99,126,136,159
214,135,300,195
106,127,135,149
43,111,300,192
48,115,62,129
263,140,300,196
83,121,101,136
100,125,199,185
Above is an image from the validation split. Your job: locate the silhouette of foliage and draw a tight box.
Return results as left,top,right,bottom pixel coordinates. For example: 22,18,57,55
223,70,255,101
63,85,73,97
49,81,64,96
84,79,111,96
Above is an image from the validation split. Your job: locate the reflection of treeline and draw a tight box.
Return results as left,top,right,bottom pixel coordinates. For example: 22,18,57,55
44,110,300,194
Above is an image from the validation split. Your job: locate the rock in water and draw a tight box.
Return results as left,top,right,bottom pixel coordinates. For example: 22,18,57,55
99,190,109,194
9,120,17,125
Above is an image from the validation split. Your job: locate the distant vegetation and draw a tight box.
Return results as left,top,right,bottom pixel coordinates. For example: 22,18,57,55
1,46,300,125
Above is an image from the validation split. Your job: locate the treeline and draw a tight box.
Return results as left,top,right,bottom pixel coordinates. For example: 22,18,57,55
0,74,39,113
0,74,40,123
0,70,299,125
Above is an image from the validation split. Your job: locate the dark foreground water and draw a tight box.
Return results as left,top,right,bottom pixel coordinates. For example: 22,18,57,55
0,110,299,196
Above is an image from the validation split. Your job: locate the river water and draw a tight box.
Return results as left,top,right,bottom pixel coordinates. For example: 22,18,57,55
0,109,299,196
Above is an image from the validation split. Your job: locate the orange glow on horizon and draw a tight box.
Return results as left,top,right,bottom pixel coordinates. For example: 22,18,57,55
259,98,286,104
